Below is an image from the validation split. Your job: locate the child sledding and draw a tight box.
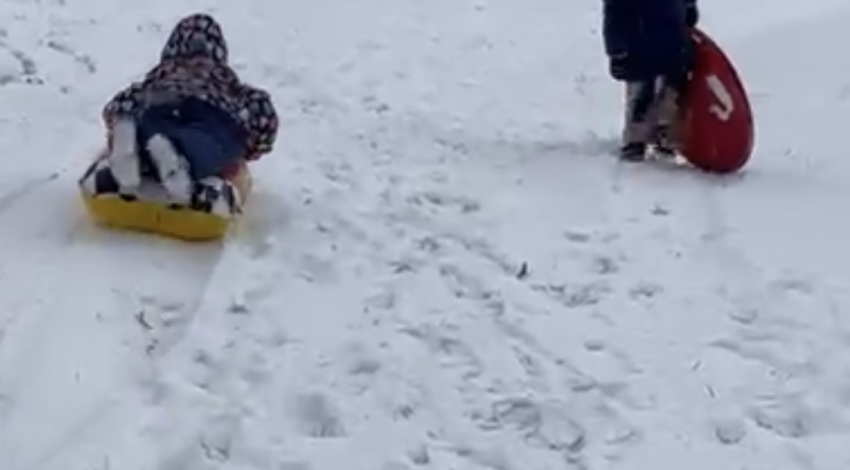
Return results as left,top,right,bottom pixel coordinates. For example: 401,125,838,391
79,13,278,241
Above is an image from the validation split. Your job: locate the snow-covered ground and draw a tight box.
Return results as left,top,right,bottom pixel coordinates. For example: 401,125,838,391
0,0,848,468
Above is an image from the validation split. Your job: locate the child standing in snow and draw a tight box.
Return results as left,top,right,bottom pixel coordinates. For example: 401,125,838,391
97,13,278,212
602,0,699,161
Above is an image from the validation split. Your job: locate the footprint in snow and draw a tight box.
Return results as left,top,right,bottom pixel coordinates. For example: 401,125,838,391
441,234,523,279
479,397,586,453
401,324,484,380
406,444,431,466
590,254,621,275
238,350,273,388
531,281,612,308
563,228,620,245
768,276,814,296
135,295,193,355
747,396,817,439
340,342,383,376
45,39,97,74
291,393,346,438
407,189,482,214
628,282,664,299
438,263,494,303
711,416,747,445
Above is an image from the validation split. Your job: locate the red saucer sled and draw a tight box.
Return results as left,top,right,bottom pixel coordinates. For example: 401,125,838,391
676,27,755,174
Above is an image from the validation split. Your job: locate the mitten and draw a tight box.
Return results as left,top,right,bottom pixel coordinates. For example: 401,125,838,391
685,3,699,27
609,53,630,81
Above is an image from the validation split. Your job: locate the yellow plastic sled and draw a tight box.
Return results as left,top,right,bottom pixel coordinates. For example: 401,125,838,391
79,154,252,242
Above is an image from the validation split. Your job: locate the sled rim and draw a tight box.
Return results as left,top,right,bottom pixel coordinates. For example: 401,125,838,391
676,27,755,174
691,27,755,160
81,192,230,242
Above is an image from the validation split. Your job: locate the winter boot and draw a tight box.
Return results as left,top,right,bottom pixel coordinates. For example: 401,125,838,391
653,124,676,158
619,142,647,161
191,176,237,216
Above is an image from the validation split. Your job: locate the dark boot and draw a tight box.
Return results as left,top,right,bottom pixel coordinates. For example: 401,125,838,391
619,142,646,161
653,125,676,158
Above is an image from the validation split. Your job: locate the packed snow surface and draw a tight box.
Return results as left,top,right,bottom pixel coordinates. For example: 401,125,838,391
0,0,848,469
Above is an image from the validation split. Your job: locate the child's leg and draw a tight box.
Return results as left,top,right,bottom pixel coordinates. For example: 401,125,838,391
172,110,248,216
622,79,658,160
653,72,689,155
135,105,194,204
138,98,248,212
106,118,141,192
169,126,246,181
167,97,248,180
147,136,194,204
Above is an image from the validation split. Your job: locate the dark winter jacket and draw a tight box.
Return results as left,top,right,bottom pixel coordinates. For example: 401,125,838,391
602,0,697,81
103,13,278,161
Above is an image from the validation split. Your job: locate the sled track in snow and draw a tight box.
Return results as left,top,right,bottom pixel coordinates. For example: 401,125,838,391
0,171,62,214
0,169,236,469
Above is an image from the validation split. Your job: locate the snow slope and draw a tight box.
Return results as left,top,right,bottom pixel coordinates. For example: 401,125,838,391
0,0,849,469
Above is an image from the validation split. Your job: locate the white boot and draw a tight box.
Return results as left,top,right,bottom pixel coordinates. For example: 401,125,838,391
198,176,236,216
146,134,193,205
107,119,141,191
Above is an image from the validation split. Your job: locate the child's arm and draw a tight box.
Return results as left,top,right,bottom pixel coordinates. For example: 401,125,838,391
684,0,699,27
102,82,145,128
102,60,182,127
601,0,636,59
239,85,279,160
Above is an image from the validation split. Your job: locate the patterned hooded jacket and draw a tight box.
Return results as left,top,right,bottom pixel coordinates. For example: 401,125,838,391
102,13,278,160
